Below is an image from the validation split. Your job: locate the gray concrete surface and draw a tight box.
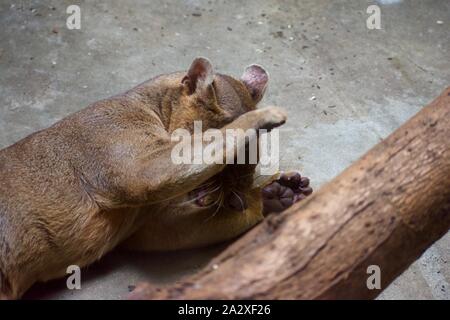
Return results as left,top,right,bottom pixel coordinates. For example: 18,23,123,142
0,0,448,299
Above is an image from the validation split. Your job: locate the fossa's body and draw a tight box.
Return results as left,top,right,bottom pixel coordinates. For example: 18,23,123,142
0,58,311,299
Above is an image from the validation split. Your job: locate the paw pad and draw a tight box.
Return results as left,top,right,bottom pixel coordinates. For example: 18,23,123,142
262,172,312,214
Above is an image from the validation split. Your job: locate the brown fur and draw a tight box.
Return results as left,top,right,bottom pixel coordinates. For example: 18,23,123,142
0,58,286,299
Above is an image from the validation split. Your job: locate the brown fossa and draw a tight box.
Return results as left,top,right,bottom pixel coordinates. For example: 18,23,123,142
0,58,312,299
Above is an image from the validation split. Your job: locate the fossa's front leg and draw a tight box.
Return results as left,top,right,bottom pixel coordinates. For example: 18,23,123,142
112,107,287,207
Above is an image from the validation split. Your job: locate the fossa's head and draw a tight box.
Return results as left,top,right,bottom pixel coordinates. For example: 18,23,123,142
166,57,269,132
158,58,271,216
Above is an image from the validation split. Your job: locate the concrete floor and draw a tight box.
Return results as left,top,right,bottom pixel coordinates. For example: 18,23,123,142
0,0,449,299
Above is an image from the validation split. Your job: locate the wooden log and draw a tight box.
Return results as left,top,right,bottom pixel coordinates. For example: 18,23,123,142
129,87,450,300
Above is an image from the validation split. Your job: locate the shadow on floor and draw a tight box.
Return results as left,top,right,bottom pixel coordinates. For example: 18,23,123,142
23,242,229,300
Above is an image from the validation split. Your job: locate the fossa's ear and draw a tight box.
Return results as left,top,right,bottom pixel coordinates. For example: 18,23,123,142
241,64,269,104
182,57,214,95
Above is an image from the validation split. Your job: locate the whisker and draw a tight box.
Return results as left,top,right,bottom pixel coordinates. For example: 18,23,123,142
203,193,222,209
204,190,224,222
171,183,221,207
231,190,245,211
197,179,217,188
142,179,219,206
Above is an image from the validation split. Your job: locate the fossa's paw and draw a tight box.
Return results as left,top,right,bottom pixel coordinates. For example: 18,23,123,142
262,171,312,215
257,107,287,131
